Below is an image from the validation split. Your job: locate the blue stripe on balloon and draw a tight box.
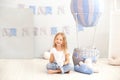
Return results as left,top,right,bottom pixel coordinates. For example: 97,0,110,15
83,0,89,13
72,0,83,26
91,0,100,26
72,0,78,23
72,0,78,13
77,0,83,26
77,13,83,27
83,0,89,26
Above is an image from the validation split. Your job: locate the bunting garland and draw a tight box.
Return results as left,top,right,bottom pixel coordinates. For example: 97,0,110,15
0,26,72,37
18,4,65,15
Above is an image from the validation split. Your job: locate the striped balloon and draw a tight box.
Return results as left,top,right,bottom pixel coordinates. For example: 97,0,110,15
71,0,103,27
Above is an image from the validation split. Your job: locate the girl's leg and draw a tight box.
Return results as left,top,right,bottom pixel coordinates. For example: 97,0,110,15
46,62,58,70
62,63,72,73
46,62,61,74
48,63,72,74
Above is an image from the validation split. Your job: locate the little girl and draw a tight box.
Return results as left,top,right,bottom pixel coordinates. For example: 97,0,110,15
46,32,72,74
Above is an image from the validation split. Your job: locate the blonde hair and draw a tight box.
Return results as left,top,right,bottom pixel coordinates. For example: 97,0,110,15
53,32,67,53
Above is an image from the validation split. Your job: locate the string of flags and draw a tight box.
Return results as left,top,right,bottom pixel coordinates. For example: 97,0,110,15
0,26,84,37
18,4,65,15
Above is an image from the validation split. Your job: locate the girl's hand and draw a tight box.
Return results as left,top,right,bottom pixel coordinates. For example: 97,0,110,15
64,61,68,65
64,53,70,65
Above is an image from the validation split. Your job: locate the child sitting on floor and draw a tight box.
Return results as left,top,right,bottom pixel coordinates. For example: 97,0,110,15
46,32,72,74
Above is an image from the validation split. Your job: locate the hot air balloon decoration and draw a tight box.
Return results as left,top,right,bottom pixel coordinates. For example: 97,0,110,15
71,0,103,72
71,0,103,27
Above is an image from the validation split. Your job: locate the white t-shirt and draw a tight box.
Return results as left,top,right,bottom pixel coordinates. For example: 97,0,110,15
50,48,67,67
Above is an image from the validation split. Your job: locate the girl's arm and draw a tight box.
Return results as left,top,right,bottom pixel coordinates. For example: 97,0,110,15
64,53,70,65
49,53,55,63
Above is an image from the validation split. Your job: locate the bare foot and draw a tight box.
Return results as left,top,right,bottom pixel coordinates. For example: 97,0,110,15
47,70,61,74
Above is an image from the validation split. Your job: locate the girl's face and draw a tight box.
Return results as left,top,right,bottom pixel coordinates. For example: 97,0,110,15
55,35,63,47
